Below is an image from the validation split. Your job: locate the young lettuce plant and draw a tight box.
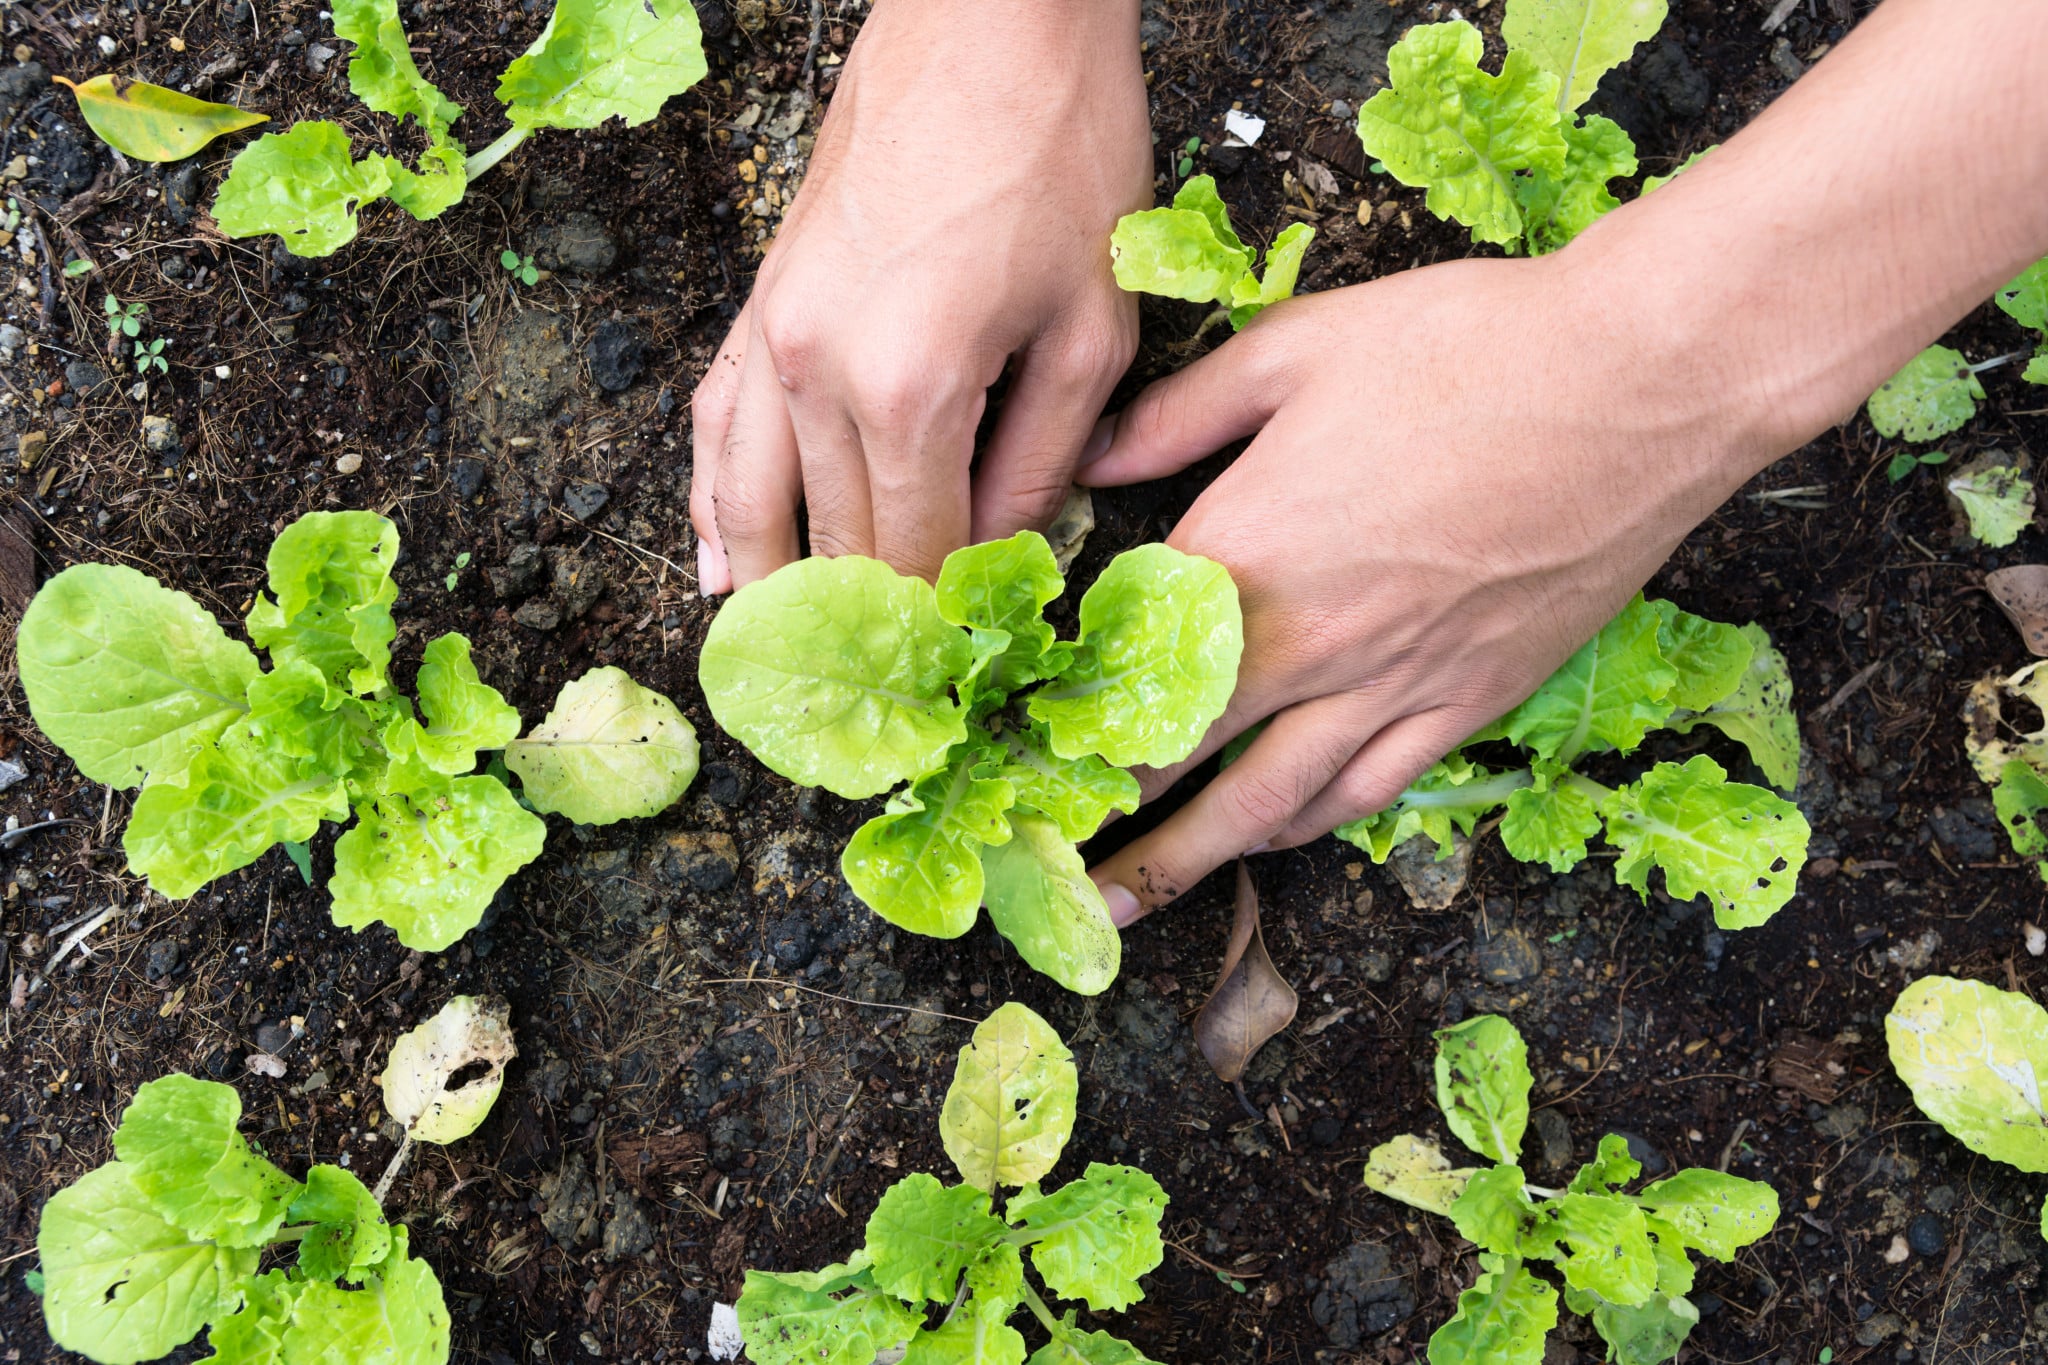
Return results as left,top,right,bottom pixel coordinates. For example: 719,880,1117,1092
1995,256,2048,387
1110,174,1315,331
1887,976,2048,1244
699,531,1241,995
1355,0,1668,254
1961,660,2048,881
213,0,707,256
14,510,699,952
1365,1015,1780,1365
737,1002,1168,1365
1335,595,1809,929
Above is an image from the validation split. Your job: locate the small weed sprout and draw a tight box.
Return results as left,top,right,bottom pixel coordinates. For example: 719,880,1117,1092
133,337,168,376
500,250,539,286
103,293,145,339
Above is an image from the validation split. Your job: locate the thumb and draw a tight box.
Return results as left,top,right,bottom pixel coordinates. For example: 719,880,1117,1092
1074,317,1295,488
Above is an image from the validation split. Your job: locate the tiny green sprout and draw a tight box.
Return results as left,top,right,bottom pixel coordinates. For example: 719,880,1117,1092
63,257,94,278
1183,135,1202,153
1216,1271,1248,1294
103,293,145,339
500,250,539,287
1820,1349,1834,1364
1886,449,1951,483
445,551,471,592
133,337,168,376
1177,155,1194,178
23,1269,44,1295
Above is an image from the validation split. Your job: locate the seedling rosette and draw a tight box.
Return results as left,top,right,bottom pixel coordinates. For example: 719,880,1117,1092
1111,175,1314,331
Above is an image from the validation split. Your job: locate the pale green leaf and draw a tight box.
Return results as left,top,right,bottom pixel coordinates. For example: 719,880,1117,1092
1991,758,2048,869
1539,1193,1656,1305
2026,351,2048,386
237,659,368,781
1948,464,2035,548
1996,257,2048,332
935,531,1064,692
1335,753,1513,862
843,749,1015,938
1867,345,1984,442
903,1316,1027,1365
213,123,396,257
1587,1289,1699,1365
53,74,266,162
1448,1164,1540,1255
1170,175,1248,257
379,634,523,776
125,729,348,900
246,510,400,698
383,138,468,221
334,0,461,134
1601,755,1810,929
1363,1134,1477,1217
377,995,515,1144
1110,175,1251,305
1649,600,1752,712
204,1267,301,1365
16,562,261,788
1668,623,1800,790
111,1076,302,1247
1426,1253,1556,1365
1644,1217,1696,1295
1886,975,2048,1173
965,1242,1025,1322
497,0,708,131
1567,1134,1641,1195
940,1001,1078,1192
1502,0,1667,113
1500,595,1676,762
329,776,547,952
737,1268,921,1365
864,1174,1006,1305
289,1165,392,1282
1226,222,1315,328
1025,1321,1160,1365
504,665,699,823
280,1227,449,1365
980,812,1121,995
1434,1014,1532,1164
995,723,1140,843
1639,145,1713,195
1499,764,1601,872
1635,1169,1780,1260
1516,114,1636,254
1012,1164,1167,1312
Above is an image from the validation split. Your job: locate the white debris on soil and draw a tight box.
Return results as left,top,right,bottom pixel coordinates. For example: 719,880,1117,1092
1223,109,1266,146
2027,922,2046,957
707,1302,744,1361
246,1052,288,1079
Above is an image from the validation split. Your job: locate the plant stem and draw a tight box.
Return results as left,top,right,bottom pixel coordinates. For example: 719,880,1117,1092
1559,772,1616,802
1391,769,1536,811
371,1132,413,1206
1970,350,2031,374
464,126,531,181
1019,1282,1062,1335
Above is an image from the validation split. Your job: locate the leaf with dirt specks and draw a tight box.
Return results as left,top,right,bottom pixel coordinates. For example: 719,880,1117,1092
1989,565,2048,657
377,995,516,1144
1192,861,1297,1084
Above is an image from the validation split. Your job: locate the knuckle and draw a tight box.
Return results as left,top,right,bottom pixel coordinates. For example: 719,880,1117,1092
849,363,935,431
754,304,825,385
712,475,774,542
1055,318,1134,384
1218,765,1310,836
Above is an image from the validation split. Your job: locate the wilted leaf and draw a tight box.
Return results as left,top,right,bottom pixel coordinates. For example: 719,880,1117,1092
377,995,516,1144
1193,861,1298,1084
53,74,265,161
1987,565,2048,657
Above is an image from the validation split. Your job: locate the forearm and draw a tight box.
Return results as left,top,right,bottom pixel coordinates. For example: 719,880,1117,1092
1576,0,2048,479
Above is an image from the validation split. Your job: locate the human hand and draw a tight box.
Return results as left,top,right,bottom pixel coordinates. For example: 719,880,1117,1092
689,0,1151,594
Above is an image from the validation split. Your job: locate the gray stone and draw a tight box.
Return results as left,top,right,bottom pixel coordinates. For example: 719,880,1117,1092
489,542,545,600
1358,949,1393,984
142,414,180,456
492,310,577,425
550,550,605,619
658,831,739,892
0,324,24,362
538,1153,600,1247
1472,924,1542,985
586,321,646,393
65,360,108,397
1531,1106,1573,1174
1854,1312,1903,1347
513,600,561,631
144,940,181,982
0,756,25,794
254,1022,291,1054
1907,1212,1946,1256
528,211,618,275
163,162,203,226
449,457,487,502
563,482,610,521
1388,831,1471,910
1309,1242,1414,1350
602,1191,655,1261
1814,1103,1867,1142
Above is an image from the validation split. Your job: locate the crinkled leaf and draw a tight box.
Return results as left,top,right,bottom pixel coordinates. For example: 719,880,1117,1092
1110,174,1252,305
1028,543,1243,769
1355,22,1565,248
246,510,400,698
1011,1163,1167,1312
844,749,1015,938
1668,623,1800,790
1448,1164,1540,1256
1336,753,1510,862
936,531,1064,690
1426,1253,1556,1365
381,633,524,776
504,665,698,822
125,730,348,899
1886,975,2048,1173
965,1242,1025,1322
384,138,467,220
1644,1217,1697,1295
1516,114,1636,254
1636,1169,1780,1260
1640,145,1713,195
112,1076,301,1248
700,555,970,799
1948,464,2035,548
1025,1320,1161,1365
1868,345,1984,442
1587,1289,1699,1365
37,1162,261,1365
204,1267,301,1365
1601,755,1809,929
1171,175,1248,257
995,724,1139,842
1499,763,1601,873
53,74,266,162
940,1001,1078,1192
214,123,395,258
1963,661,2048,783
980,812,1121,995
903,1315,1027,1365
497,0,708,130
1363,1134,1477,1217
1434,1014,1531,1164
1538,1193,1656,1306
1568,1133,1642,1195
334,0,461,134
280,1227,449,1365
864,1174,1006,1305
1226,222,1315,329
1990,758,2048,869
377,994,516,1144
1996,258,2048,332
1649,600,1752,711
290,1165,391,1282
329,777,547,952
237,659,367,781
17,562,261,788
1502,0,1667,112
736,1267,920,1365
1500,595,1676,762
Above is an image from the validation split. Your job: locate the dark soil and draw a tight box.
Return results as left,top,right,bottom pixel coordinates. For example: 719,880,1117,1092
4,2,2047,1363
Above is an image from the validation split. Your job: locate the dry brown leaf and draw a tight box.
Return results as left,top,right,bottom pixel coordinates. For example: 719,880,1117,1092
1987,564,2048,656
1193,861,1298,1085
0,509,34,614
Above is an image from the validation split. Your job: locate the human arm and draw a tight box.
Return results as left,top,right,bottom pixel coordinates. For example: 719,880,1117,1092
1080,0,2048,922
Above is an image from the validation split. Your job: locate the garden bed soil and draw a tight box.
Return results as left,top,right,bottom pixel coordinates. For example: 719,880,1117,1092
4,1,2047,1362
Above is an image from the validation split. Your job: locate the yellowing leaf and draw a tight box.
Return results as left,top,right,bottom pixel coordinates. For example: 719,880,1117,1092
940,1002,1078,1192
377,995,516,1144
53,74,265,162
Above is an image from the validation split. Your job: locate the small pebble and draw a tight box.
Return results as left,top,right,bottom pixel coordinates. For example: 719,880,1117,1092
1906,1212,1945,1256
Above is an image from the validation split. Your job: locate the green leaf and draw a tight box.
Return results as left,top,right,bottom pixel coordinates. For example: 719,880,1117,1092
1601,755,1809,929
124,731,348,899
503,665,699,822
1355,22,1565,248
53,74,267,162
237,659,367,781
843,748,1016,938
1500,595,1677,762
1586,1289,1699,1365
1499,763,1601,873
1635,1169,1780,1260
1537,1193,1656,1305
1335,753,1513,862
940,1001,1079,1192
1502,0,1667,113
1028,543,1242,769
865,1174,1007,1305
333,0,462,135
384,137,469,221
1434,1015,1532,1164
1991,758,2048,865
1226,221,1316,329
1025,1320,1161,1365
737,1265,921,1365
1667,623,1801,790
700,555,971,799
1170,175,1248,257
1426,1253,1556,1365
1948,464,2036,548
1567,1134,1642,1195
213,123,396,257
1996,257,2048,332
1448,1164,1541,1255
1363,1134,1478,1216
1110,175,1253,305
2027,350,2048,386
279,1227,449,1365
1867,345,1984,442
937,531,1066,692
379,633,524,776
1649,600,1753,712
980,812,1121,995
1011,1164,1167,1312
378,994,516,1144
1643,1217,1696,1295
904,1315,1028,1365
1516,114,1636,254
497,0,708,131
112,1075,302,1247
995,723,1140,843
1886,975,2048,1173
289,1165,392,1281
329,776,547,951
246,510,400,698
204,1267,301,1365
37,1162,261,1365
965,1241,1026,1322
1641,146,1714,194
17,563,262,788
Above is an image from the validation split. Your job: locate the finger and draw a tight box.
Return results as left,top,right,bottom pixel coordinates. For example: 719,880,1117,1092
715,345,805,588
1074,316,1297,488
858,379,983,583
1267,709,1474,849
1088,692,1377,927
755,299,878,560
689,303,752,595
970,306,1135,542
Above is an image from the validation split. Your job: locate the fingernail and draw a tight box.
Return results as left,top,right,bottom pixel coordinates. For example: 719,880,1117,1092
1077,414,1117,468
696,537,730,597
1247,841,1272,855
1097,879,1143,928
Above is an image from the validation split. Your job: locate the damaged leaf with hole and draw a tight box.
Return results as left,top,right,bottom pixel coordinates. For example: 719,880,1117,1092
378,995,516,1144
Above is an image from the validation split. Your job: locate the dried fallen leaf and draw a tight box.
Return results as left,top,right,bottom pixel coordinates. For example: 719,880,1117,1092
1193,861,1298,1085
1987,565,2048,656
378,994,516,1144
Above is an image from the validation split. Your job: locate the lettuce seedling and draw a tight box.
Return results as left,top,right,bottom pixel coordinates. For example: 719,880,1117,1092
1335,596,1809,929
35,1074,452,1364
699,532,1241,994
1366,1015,1780,1365
213,0,707,256
1887,975,2048,1243
1946,459,2036,547
1110,175,1315,331
1355,0,1666,254
1995,257,2048,386
14,510,699,952
737,1002,1169,1364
